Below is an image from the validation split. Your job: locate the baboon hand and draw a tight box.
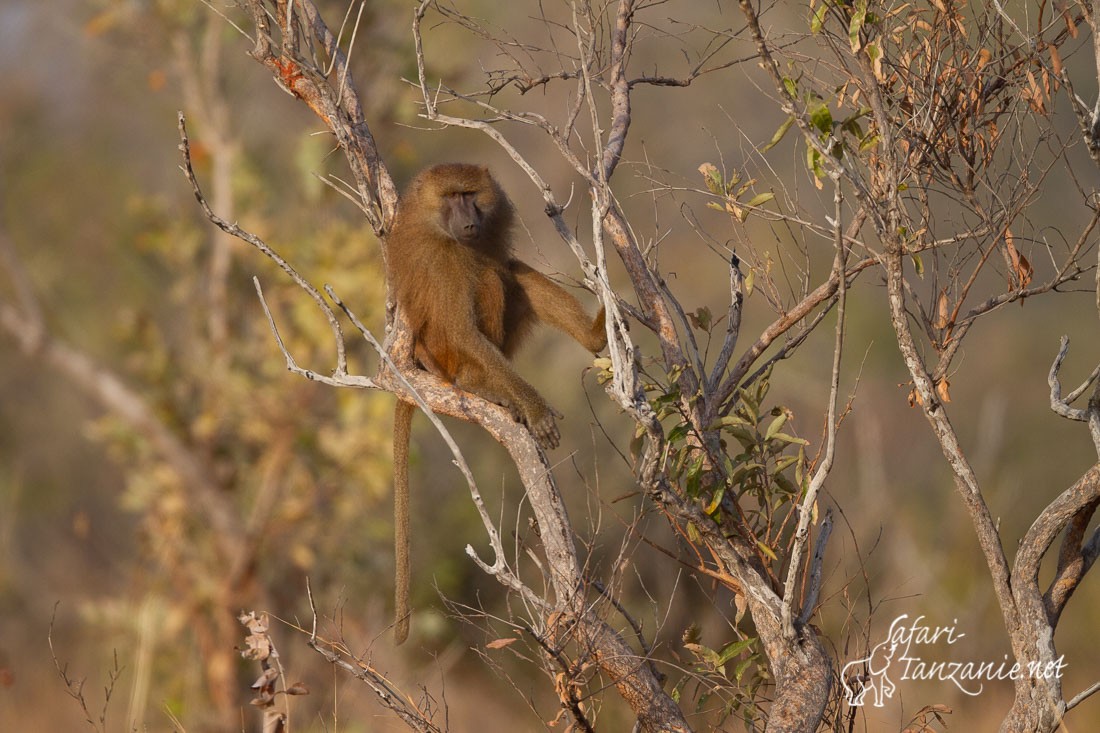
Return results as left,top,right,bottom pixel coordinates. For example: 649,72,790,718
525,404,561,450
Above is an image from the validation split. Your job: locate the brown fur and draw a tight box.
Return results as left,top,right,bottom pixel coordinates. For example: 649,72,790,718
387,163,606,643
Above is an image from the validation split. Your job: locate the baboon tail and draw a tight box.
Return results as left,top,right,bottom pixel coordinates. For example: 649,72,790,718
393,399,415,645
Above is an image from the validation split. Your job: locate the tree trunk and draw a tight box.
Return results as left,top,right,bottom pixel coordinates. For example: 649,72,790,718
1000,683,1065,733
754,604,832,732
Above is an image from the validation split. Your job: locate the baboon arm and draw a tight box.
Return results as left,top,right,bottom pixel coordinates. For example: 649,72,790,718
509,261,607,353
447,323,561,449
452,325,544,406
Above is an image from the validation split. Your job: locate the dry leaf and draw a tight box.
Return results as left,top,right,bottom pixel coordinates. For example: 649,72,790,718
936,379,951,403
1024,70,1046,113
487,637,519,650
249,691,275,707
1003,229,1034,289
251,668,278,690
933,289,950,330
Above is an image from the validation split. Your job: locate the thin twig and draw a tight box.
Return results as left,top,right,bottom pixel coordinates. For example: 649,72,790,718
1067,678,1100,710
303,590,443,732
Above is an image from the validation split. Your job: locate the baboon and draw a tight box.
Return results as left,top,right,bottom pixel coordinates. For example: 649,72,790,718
387,163,607,643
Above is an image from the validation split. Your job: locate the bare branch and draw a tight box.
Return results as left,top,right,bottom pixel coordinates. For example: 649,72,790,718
781,178,846,641
1044,498,1100,625
706,254,744,393
1048,336,1100,455
1016,466,1100,609
178,111,349,377
798,509,834,627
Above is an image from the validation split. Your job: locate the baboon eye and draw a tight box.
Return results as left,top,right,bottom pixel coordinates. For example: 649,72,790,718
454,191,480,212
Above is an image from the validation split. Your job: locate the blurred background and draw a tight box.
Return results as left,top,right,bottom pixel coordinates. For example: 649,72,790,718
0,1,1098,731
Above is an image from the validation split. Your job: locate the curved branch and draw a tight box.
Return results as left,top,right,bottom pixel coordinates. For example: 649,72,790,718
1049,336,1100,422
1015,466,1100,601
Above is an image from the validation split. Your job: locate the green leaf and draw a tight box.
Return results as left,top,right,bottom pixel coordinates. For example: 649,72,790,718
712,415,752,429
809,101,834,136
810,1,829,34
756,539,778,562
685,453,706,496
704,485,726,514
865,39,883,77
812,152,827,181
912,253,924,278
775,472,799,496
738,387,761,417
725,426,756,449
689,306,713,331
728,460,751,484
717,638,756,665
734,656,754,683
745,192,775,209
848,0,868,52
769,432,811,446
764,412,788,441
773,454,799,473
806,144,825,181
763,116,795,152
668,423,691,444
858,134,881,152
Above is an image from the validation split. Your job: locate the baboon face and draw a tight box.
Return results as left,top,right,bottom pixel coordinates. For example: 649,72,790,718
439,190,486,242
419,164,504,245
